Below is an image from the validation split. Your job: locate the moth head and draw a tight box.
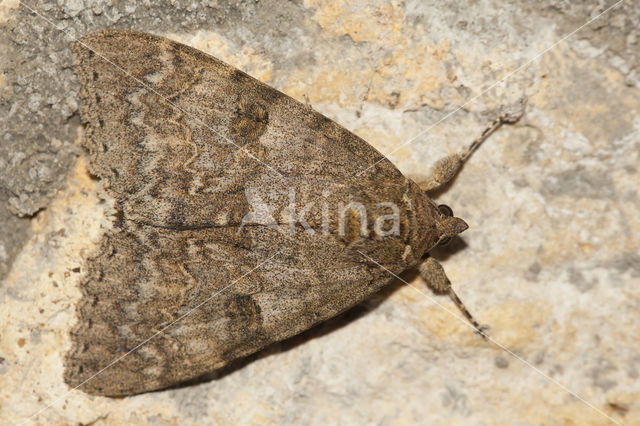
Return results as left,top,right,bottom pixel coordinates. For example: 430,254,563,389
435,204,468,247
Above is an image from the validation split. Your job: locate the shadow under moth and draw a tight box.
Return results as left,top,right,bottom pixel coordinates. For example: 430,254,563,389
65,29,522,396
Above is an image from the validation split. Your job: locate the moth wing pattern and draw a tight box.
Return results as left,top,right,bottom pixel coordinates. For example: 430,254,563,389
65,30,437,395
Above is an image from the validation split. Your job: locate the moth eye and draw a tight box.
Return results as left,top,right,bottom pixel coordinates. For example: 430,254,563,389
438,237,452,247
438,204,453,217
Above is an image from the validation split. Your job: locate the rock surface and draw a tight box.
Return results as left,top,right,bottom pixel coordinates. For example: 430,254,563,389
1,0,639,425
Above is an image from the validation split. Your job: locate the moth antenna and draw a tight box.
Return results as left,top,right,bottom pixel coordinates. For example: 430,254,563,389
418,96,527,193
459,115,503,162
446,286,488,339
461,96,527,162
418,257,488,338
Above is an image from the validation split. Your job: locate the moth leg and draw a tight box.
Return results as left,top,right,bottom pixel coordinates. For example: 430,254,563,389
418,256,488,337
303,93,312,110
420,97,527,193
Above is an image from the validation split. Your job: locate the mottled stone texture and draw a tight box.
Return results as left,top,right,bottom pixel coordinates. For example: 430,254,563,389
1,0,639,425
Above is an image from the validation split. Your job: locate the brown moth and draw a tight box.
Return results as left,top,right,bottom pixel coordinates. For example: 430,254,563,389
66,29,521,396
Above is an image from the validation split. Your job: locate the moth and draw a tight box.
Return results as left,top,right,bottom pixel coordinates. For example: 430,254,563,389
66,29,522,396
